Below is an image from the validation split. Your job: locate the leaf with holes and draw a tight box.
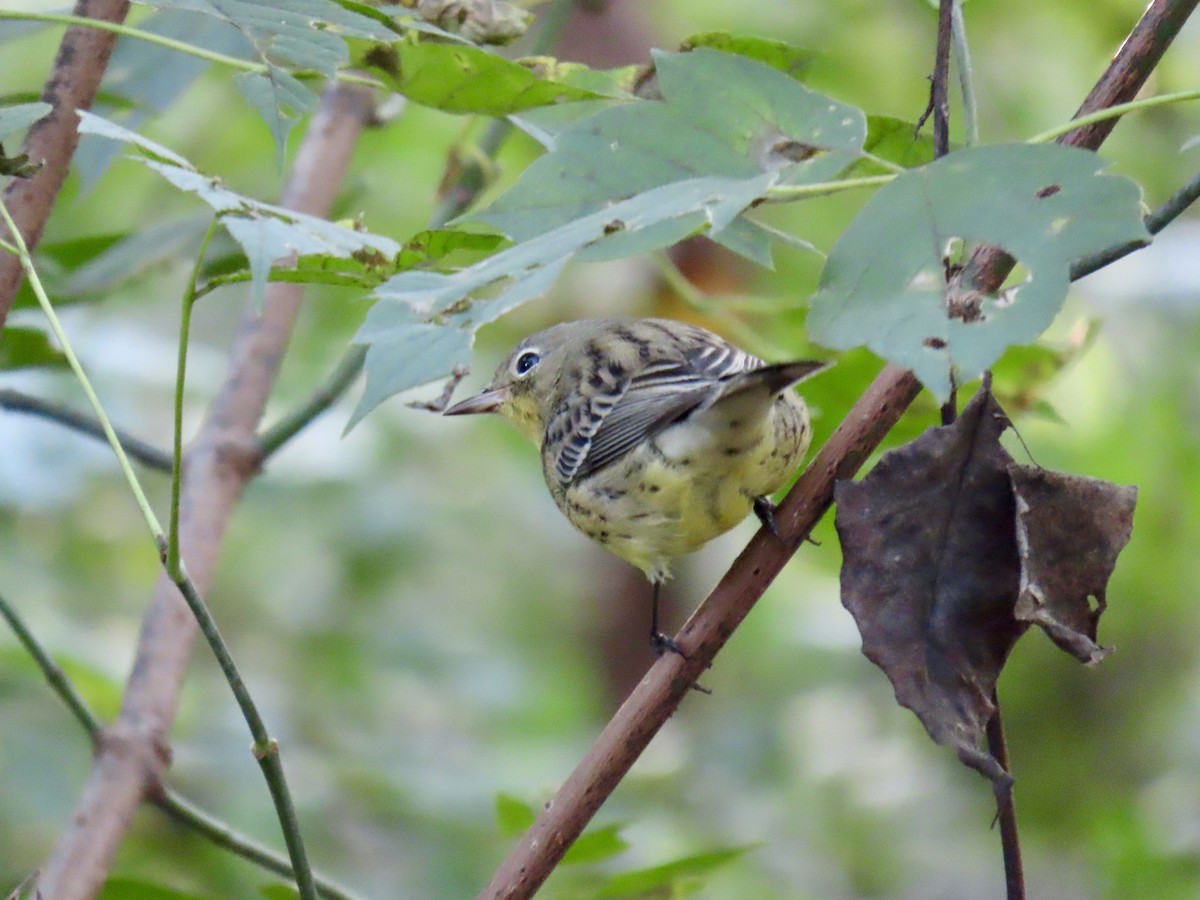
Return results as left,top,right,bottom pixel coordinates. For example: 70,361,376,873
1010,465,1136,664
835,384,1024,783
809,143,1149,400
360,37,608,116
475,47,867,266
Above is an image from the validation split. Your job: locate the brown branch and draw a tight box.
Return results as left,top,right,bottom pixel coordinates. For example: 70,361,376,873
987,689,1025,900
481,1,1199,895
34,82,377,900
0,0,131,331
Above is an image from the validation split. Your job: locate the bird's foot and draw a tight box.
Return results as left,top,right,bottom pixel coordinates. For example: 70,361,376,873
753,496,782,539
650,630,687,659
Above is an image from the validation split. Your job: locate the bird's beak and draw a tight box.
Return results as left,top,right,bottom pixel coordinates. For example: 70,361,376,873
443,386,508,416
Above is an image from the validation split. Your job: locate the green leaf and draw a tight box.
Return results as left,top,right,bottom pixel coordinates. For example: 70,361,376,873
0,326,67,371
562,823,629,866
593,846,753,897
359,36,606,115
846,114,940,176
396,228,507,269
74,8,247,191
475,48,866,263
495,792,536,836
807,143,1149,401
234,67,316,168
137,0,394,159
257,886,300,900
351,174,773,426
76,111,401,306
679,31,817,78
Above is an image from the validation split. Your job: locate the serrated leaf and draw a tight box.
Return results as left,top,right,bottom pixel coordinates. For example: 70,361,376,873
360,37,605,115
77,111,400,305
75,9,247,191
475,48,866,263
351,174,773,425
845,114,939,176
0,326,67,370
495,792,536,836
136,0,393,160
396,228,506,269
234,67,316,166
808,143,1149,401
679,31,817,78
593,846,752,897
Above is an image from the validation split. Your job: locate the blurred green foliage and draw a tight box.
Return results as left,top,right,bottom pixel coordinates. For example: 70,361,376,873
2,1,1200,898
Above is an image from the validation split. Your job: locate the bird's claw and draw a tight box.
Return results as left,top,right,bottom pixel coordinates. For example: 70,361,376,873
650,630,687,659
753,496,782,540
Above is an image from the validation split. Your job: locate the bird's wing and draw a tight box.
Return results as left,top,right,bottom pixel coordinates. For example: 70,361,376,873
549,338,762,486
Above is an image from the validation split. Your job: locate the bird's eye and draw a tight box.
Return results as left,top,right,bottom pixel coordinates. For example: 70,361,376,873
514,350,541,376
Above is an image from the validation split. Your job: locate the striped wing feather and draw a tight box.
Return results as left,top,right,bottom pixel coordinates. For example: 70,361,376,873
551,333,763,487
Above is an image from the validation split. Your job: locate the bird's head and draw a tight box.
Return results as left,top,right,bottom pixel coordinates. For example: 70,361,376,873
443,323,576,446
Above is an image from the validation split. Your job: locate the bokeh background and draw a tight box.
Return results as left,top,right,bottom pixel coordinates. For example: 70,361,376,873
2,1,1199,897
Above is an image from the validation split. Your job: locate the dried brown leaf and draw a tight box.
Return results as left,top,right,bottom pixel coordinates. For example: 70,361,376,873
1010,464,1136,664
835,385,1023,782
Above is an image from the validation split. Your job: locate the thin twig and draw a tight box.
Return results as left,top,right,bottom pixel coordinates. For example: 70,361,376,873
481,1,1199,895
152,789,361,900
950,0,979,146
1,192,319,898
0,591,102,737
37,81,378,900
929,0,954,156
171,575,318,899
1071,166,1200,280
986,690,1025,900
0,388,173,472
0,590,360,900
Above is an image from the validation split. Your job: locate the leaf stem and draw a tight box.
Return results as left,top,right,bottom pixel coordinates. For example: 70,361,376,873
986,690,1025,900
766,173,895,201
1071,165,1200,280
950,0,980,146
169,218,220,578
1026,88,1200,144
0,197,168,553
0,10,380,87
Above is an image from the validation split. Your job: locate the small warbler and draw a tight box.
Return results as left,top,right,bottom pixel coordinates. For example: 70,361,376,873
444,317,828,652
